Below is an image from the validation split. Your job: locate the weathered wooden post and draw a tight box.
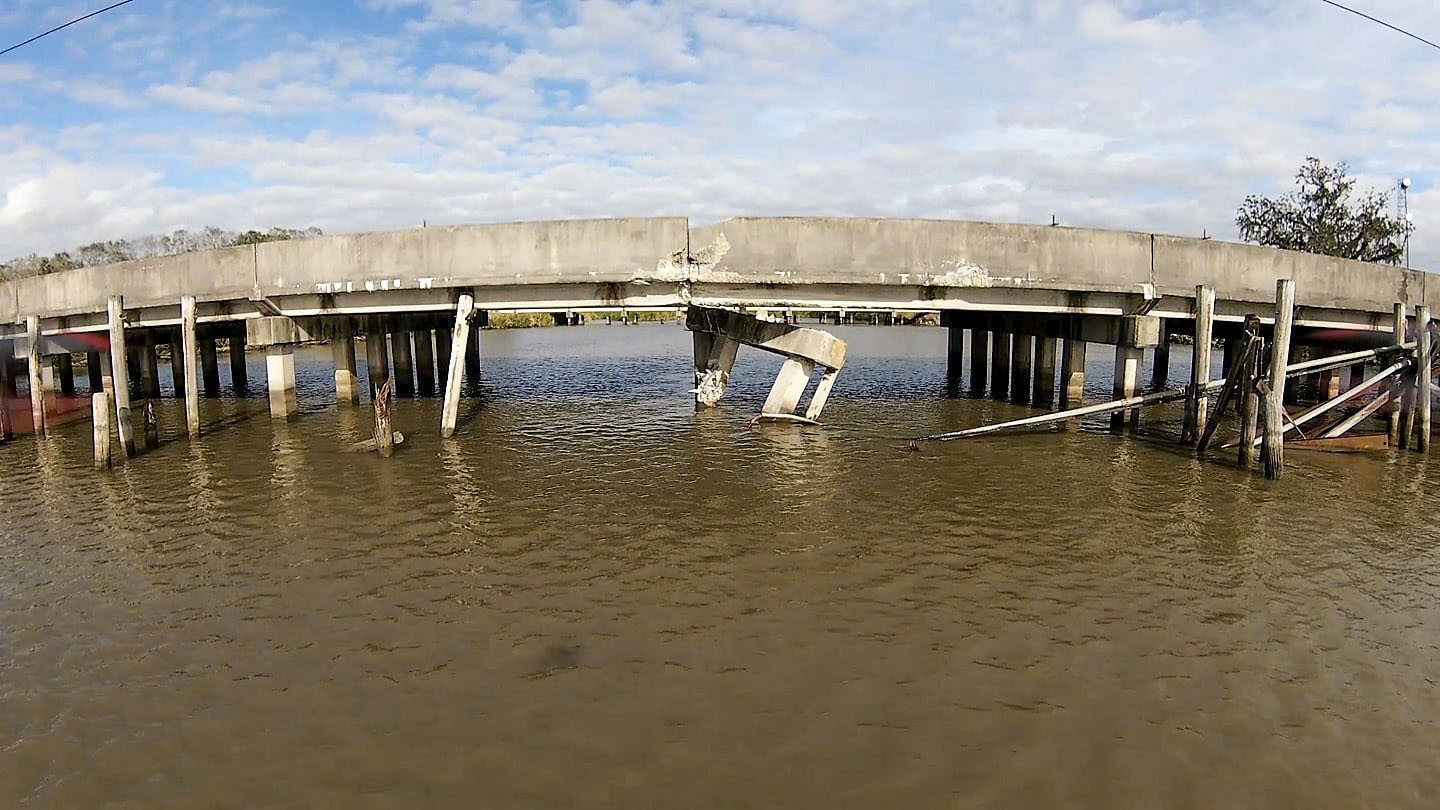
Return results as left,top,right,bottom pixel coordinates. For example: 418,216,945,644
414,328,436,396
92,393,111,469
392,329,415,397
1389,303,1405,444
1184,286,1215,444
25,316,46,438
1011,333,1033,404
969,328,988,395
1033,334,1058,407
181,296,200,438
1262,280,1295,479
332,317,359,406
990,330,1011,400
142,400,160,449
1417,304,1431,453
200,337,220,397
1238,316,1261,468
441,294,476,438
374,379,395,458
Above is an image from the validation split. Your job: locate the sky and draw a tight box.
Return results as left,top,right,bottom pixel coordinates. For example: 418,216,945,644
1,0,1439,266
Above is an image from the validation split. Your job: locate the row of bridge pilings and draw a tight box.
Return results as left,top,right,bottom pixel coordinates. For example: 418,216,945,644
933,281,1434,479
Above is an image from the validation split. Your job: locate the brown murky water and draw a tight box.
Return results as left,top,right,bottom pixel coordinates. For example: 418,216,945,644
2,324,1438,808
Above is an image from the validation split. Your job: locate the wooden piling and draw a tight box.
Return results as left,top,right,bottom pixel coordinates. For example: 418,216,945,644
142,400,159,449
333,318,360,406
1110,343,1142,433
969,328,988,395
990,331,1011,400
200,337,220,397
181,296,200,438
1184,286,1215,444
415,329,436,396
1034,335,1057,407
1262,280,1295,479
1389,303,1405,445
92,393,111,469
1417,304,1431,453
392,329,415,397
25,316,46,438
1238,317,1262,468
102,299,135,454
1012,333,1033,404
374,379,395,458
229,332,248,392
440,294,475,438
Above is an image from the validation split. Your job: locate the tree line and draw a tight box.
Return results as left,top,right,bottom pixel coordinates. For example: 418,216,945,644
0,226,323,281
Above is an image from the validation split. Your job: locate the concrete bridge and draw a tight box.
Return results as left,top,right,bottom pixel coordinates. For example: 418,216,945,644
0,217,1432,460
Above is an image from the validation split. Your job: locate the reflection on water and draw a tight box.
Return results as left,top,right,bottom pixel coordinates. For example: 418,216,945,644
1,324,1438,808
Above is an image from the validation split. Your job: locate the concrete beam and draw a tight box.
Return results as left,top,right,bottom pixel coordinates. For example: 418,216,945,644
685,307,846,370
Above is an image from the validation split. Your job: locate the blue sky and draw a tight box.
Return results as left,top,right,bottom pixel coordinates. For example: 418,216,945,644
2,0,1439,266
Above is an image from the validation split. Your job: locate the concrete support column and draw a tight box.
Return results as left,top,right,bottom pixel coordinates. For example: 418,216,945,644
1284,344,1304,405
1150,331,1170,388
969,329,988,395
434,324,453,398
107,297,136,457
464,321,482,390
0,360,14,440
942,312,963,394
26,316,46,437
87,352,104,394
181,297,200,438
1318,351,1342,400
140,338,161,399
56,354,75,396
762,357,814,416
1011,333,1033,404
365,317,390,399
1221,336,1244,379
168,332,185,397
230,333,249,393
265,345,298,420
1060,327,1086,411
392,330,415,397
200,337,220,397
441,295,476,438
693,333,739,407
990,331,1011,400
1110,343,1142,433
333,319,359,407
1348,363,1365,393
415,329,436,396
1034,336,1058,407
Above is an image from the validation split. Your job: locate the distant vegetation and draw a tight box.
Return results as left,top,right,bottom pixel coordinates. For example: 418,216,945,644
0,226,323,281
1237,157,1412,264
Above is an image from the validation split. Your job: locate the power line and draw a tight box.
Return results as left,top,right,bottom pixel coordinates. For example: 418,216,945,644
1317,0,1440,52
0,0,140,58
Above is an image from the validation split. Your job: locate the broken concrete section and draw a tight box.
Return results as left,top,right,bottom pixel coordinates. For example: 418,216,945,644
684,306,847,422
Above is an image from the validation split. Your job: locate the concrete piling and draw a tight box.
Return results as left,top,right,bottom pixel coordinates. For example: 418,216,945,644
969,329,988,395
762,357,814,416
415,329,436,396
200,337,220,397
693,332,738,407
92,393,111,468
1151,330,1170,388
1110,343,1142,433
181,296,200,438
87,352,103,393
943,313,963,393
464,322,481,390
434,323,453,398
1034,336,1057,407
1262,280,1295,479
25,316,45,438
1012,333,1033,404
0,360,13,440
365,317,390,400
990,331,1011,400
441,294,476,438
168,332,185,397
265,345,298,420
392,330,415,397
1060,325,1086,410
140,338,161,399
333,319,359,406
230,333,248,393
57,354,74,396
